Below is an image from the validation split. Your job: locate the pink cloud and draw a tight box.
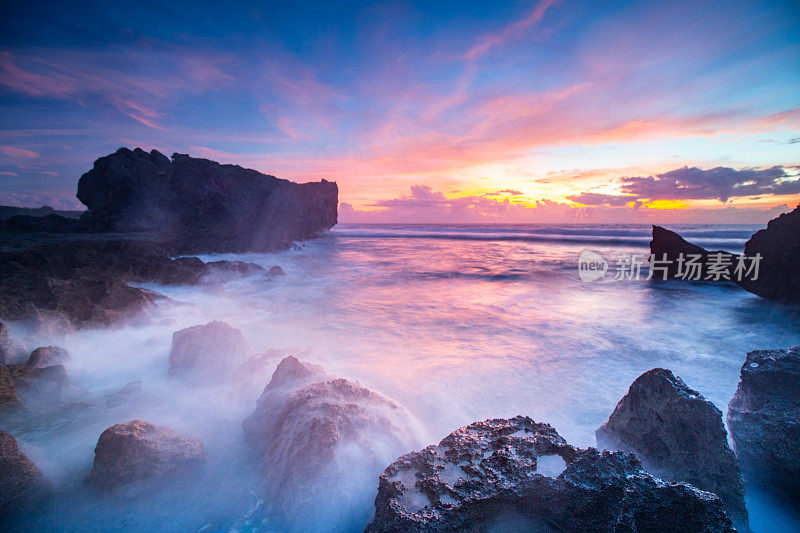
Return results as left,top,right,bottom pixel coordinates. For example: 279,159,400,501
0,145,40,159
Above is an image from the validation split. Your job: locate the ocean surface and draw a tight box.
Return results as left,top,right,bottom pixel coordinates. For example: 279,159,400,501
4,223,799,531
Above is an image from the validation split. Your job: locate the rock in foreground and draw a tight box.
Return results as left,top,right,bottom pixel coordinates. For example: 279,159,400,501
26,346,70,369
0,363,69,411
86,420,207,490
366,416,734,532
596,368,748,530
0,431,51,516
77,148,338,253
727,346,800,505
242,356,419,530
167,321,249,382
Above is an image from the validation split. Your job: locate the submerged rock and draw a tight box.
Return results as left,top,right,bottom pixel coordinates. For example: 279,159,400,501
366,416,734,532
267,265,285,277
26,346,70,369
86,420,207,490
167,321,249,382
0,431,51,516
77,148,338,253
242,356,419,529
596,368,748,530
727,346,800,505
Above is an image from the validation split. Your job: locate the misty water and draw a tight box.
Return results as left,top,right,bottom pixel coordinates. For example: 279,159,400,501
3,224,799,532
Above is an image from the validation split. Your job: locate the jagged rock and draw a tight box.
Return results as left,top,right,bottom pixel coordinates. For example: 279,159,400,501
366,416,734,532
649,226,737,281
0,431,51,516
26,346,70,369
596,368,748,530
242,356,419,529
77,148,338,253
267,265,285,276
0,321,26,364
86,420,207,490
739,205,800,303
727,346,800,505
167,321,249,382
0,363,69,411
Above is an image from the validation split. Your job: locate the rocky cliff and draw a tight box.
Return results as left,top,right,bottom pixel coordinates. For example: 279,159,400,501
77,148,338,252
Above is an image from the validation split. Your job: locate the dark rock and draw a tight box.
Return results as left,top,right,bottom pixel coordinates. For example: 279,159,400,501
205,260,266,280
0,205,83,221
0,321,26,364
0,363,69,411
242,356,419,529
86,420,207,490
649,225,737,281
267,265,285,276
167,321,249,382
596,368,748,530
0,213,82,234
739,205,800,303
727,346,800,505
26,346,70,369
0,431,51,516
77,147,338,253
366,416,734,532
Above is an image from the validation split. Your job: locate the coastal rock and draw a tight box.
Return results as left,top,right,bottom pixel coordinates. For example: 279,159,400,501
596,368,748,530
0,431,51,516
86,420,207,490
0,213,81,234
727,346,800,505
0,321,26,364
242,356,419,529
167,321,249,382
267,265,285,276
738,205,800,303
26,346,70,369
0,363,69,411
649,226,736,280
366,416,734,532
77,148,338,253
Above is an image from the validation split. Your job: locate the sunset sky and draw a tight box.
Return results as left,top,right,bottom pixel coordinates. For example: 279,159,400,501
1,0,799,223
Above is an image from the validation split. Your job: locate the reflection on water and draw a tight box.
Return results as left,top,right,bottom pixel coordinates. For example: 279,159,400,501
3,223,798,531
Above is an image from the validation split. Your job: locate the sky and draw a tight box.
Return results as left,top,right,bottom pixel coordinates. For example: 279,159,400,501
0,0,799,223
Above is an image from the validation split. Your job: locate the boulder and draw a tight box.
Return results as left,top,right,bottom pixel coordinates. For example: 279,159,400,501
167,321,249,382
26,346,70,369
738,205,800,303
727,346,800,505
77,148,338,253
0,431,51,516
242,356,419,529
366,416,734,532
86,420,207,490
267,265,285,277
649,226,737,281
0,363,69,411
596,368,748,530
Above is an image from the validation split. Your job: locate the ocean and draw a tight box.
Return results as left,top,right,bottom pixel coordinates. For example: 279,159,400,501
5,223,799,531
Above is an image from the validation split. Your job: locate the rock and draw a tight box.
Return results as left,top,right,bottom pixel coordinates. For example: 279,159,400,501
267,265,285,276
77,147,338,253
0,321,26,364
26,346,70,369
366,416,734,532
86,420,207,490
649,225,737,281
242,356,419,529
0,363,69,411
0,431,51,516
596,368,748,530
727,346,800,505
738,204,800,303
167,321,249,382
0,213,82,234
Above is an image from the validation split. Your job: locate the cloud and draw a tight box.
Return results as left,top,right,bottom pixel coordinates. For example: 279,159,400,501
567,192,638,206
619,166,800,202
0,145,40,159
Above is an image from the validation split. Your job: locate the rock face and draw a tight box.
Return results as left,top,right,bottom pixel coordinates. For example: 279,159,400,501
26,346,70,369
77,148,338,253
242,356,419,529
596,368,748,530
738,205,800,303
727,346,800,505
366,416,734,532
0,321,26,364
650,204,800,303
0,431,51,516
649,225,737,281
86,420,207,490
167,321,249,382
0,363,69,411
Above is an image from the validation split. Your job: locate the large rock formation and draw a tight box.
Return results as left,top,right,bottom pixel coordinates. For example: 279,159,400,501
596,368,748,530
727,346,800,505
242,356,420,530
650,204,800,303
649,225,737,281
86,420,207,490
26,346,70,369
366,416,734,532
0,431,51,516
77,148,338,253
167,321,249,382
